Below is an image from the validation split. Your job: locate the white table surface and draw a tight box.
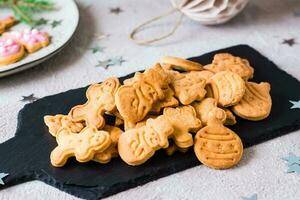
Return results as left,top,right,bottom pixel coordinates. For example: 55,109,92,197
0,0,300,199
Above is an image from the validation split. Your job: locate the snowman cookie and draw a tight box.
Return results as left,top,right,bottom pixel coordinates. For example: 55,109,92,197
0,38,25,65
4,28,50,53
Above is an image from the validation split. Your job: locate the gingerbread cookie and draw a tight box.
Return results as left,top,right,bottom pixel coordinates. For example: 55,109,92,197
194,108,243,169
4,28,49,53
204,53,254,80
118,116,173,165
163,106,202,148
94,125,122,164
209,71,246,107
69,77,120,129
50,127,111,167
115,64,170,124
44,114,84,137
161,56,203,71
172,72,207,105
0,38,25,65
0,16,16,34
232,82,272,121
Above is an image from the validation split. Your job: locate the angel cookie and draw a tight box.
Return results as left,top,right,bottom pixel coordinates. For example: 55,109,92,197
4,28,49,53
115,64,170,127
194,108,243,169
232,82,272,121
0,16,16,34
208,71,246,107
0,38,25,65
44,114,84,137
50,127,111,167
118,116,174,165
204,53,254,80
161,56,203,71
69,77,120,129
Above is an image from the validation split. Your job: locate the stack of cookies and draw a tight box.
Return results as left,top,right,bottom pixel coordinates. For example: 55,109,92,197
44,53,272,170
0,16,50,65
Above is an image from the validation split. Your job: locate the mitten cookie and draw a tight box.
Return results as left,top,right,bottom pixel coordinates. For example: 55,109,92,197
44,114,84,137
194,108,243,169
118,116,173,166
0,16,16,34
69,77,120,129
232,82,272,121
4,28,49,53
204,53,254,80
165,143,189,156
94,125,122,164
163,106,202,148
172,72,207,105
0,38,25,65
208,71,246,107
161,56,203,71
50,127,111,167
115,64,170,125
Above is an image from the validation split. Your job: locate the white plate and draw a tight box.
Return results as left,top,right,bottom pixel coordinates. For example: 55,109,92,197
0,0,79,78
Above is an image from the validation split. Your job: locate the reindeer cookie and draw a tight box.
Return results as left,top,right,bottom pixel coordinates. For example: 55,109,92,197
204,53,254,80
209,71,246,107
94,125,122,164
163,106,202,148
0,38,25,65
0,16,16,34
161,56,203,71
115,64,170,125
172,72,207,105
50,127,111,167
69,77,120,129
194,108,243,169
4,28,49,53
232,82,272,121
44,114,84,137
118,116,173,165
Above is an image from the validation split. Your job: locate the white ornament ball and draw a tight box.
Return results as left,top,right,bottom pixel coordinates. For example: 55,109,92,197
170,0,249,25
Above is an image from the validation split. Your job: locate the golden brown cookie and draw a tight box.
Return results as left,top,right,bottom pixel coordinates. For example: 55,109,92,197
209,71,246,107
115,64,170,124
50,127,111,167
165,143,189,156
44,114,84,137
172,72,207,105
150,88,179,114
224,108,237,125
0,16,16,34
69,77,120,129
187,70,214,82
194,108,243,169
163,106,202,148
93,125,122,164
204,53,254,80
161,56,203,71
232,82,272,121
118,116,174,165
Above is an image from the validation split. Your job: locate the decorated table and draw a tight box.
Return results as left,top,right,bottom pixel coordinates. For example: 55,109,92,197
0,0,300,199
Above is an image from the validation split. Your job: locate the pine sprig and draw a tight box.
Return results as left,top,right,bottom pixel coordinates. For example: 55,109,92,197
0,0,55,26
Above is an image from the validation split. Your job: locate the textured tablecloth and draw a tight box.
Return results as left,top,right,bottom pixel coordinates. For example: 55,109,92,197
1,0,300,199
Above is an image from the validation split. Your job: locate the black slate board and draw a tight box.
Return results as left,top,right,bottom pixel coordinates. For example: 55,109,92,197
1,45,300,200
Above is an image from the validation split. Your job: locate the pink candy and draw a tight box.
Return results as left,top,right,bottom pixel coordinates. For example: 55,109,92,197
0,38,21,57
